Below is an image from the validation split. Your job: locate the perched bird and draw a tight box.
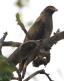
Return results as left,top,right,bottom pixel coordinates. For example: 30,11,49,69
19,6,57,71
24,5,57,41
25,6,57,67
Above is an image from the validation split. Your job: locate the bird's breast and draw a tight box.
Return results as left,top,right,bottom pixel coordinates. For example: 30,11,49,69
45,16,53,35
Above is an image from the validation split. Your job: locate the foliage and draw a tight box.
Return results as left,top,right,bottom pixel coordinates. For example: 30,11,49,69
0,72,13,81
0,55,16,72
16,0,29,8
0,54,16,81
16,13,21,24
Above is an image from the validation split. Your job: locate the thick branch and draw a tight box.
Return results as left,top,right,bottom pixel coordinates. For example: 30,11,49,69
2,31,64,48
8,31,64,66
8,31,64,81
42,31,64,49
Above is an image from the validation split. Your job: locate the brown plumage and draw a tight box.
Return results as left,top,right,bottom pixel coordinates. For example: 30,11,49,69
24,5,57,41
25,6,57,67
19,6,57,71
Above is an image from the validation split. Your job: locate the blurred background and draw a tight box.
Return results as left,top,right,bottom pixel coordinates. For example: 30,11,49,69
0,0,64,81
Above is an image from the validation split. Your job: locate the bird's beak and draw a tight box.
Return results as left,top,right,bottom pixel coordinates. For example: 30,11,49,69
55,8,58,11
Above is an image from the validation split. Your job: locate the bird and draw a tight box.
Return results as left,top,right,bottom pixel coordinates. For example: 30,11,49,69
25,6,58,67
19,5,57,71
24,5,57,41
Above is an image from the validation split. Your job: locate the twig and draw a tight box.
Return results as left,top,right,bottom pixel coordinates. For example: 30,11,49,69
12,69,53,81
11,68,22,81
0,32,7,54
12,77,18,80
16,13,31,39
44,72,54,81
3,41,21,47
24,69,53,81
0,32,7,48
16,68,22,81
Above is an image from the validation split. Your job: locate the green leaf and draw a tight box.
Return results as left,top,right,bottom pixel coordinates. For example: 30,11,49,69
0,55,16,81
16,0,29,8
16,13,21,22
16,13,24,27
0,72,13,81
0,55,16,73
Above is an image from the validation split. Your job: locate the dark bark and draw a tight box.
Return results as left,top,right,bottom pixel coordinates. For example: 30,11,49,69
24,69,53,81
3,41,21,47
0,32,7,54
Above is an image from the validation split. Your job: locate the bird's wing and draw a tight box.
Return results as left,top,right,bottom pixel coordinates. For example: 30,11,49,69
17,41,37,59
24,15,45,41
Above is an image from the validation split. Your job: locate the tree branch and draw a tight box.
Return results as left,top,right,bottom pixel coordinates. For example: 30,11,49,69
8,31,64,66
8,31,64,80
3,41,21,47
24,69,53,81
41,31,64,49
16,13,31,39
12,69,53,81
0,32,7,54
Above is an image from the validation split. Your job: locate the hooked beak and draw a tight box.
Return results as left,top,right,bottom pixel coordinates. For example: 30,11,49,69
55,8,58,12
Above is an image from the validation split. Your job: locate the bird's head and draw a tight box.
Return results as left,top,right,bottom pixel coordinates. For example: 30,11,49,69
41,6,58,15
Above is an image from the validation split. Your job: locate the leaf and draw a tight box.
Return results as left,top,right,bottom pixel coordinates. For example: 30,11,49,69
16,13,25,29
0,55,15,81
0,72,13,81
16,0,29,8
0,55,16,73
16,13,21,24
